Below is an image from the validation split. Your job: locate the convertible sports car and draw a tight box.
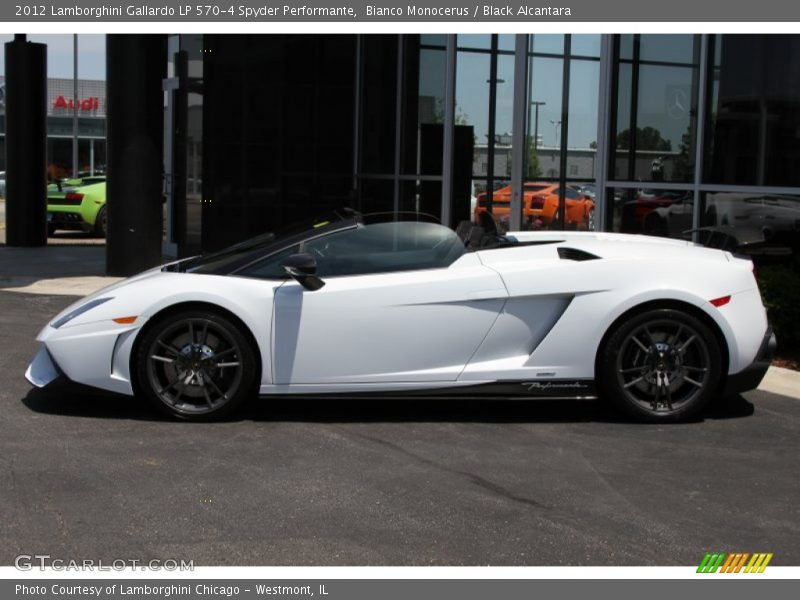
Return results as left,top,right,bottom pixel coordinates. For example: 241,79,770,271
26,210,774,422
47,176,107,237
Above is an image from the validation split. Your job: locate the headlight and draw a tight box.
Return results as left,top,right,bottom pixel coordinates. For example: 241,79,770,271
51,297,114,329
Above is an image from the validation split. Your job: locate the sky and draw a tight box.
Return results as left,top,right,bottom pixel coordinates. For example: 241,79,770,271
0,34,106,79
448,34,602,149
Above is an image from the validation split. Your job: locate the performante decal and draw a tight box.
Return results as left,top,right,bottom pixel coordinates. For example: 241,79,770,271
522,381,590,392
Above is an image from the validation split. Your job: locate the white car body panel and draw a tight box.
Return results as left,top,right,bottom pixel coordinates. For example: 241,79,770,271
272,254,507,384
28,227,770,401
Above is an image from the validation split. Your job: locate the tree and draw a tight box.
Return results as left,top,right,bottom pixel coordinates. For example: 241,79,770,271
616,126,672,151
432,98,469,126
506,135,542,179
527,136,543,178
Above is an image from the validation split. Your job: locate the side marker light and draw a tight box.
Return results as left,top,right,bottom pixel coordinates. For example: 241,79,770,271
112,316,138,324
710,296,731,308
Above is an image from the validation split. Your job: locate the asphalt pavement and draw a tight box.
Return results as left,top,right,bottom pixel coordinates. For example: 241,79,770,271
1,289,799,566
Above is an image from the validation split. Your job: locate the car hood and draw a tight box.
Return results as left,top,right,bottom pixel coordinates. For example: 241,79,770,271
50,261,178,324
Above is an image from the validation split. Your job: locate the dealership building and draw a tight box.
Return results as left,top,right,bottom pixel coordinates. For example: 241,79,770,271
3,34,799,273
0,76,106,177
161,34,800,264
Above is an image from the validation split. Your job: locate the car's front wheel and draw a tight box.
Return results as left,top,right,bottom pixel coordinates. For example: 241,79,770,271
135,309,258,420
598,308,722,422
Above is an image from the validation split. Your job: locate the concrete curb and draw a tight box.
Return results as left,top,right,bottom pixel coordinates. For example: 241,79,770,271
758,366,800,400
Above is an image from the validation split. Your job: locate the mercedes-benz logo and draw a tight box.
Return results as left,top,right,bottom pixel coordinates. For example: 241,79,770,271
667,89,688,120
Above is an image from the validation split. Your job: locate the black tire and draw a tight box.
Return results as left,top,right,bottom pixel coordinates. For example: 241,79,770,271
134,309,258,421
93,205,107,237
597,308,722,423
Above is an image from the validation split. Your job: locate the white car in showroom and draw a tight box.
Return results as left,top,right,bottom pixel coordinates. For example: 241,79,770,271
26,210,774,422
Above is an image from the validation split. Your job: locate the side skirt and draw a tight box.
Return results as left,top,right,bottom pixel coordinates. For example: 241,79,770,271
259,380,597,400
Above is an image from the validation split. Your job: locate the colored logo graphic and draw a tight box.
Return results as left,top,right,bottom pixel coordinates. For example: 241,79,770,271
697,552,773,573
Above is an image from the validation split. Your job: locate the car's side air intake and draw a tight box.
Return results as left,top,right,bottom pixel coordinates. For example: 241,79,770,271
557,247,601,261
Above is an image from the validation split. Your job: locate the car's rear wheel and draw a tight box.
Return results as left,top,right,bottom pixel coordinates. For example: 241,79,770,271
598,308,722,422
135,309,258,420
93,206,107,237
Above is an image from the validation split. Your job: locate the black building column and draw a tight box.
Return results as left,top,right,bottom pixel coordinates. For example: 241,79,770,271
4,35,47,247
106,34,166,276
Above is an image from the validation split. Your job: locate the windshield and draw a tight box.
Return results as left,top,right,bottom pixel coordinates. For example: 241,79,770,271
175,209,358,274
175,210,449,275
238,219,465,279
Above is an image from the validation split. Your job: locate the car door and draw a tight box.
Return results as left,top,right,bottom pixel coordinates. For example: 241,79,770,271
269,222,508,385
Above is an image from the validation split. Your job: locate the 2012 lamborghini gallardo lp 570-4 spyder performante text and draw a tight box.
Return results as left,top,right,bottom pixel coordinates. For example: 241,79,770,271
26,210,775,422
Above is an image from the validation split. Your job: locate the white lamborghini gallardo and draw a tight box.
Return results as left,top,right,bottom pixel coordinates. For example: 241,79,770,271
26,210,775,422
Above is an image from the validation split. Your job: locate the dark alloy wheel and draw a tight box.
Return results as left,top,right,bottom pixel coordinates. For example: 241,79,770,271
598,308,722,422
93,205,107,238
135,310,258,420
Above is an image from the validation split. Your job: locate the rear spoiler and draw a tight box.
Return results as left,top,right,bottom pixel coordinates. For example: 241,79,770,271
687,225,766,253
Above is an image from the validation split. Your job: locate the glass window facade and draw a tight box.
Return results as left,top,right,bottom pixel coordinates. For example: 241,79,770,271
606,33,800,270
456,34,515,221
520,35,600,231
159,33,800,270
611,35,700,184
186,35,357,253
704,35,800,187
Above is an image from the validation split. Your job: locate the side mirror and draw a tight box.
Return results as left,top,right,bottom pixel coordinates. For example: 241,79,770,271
281,253,325,291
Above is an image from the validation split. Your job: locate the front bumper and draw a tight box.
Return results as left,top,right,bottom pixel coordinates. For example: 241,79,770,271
27,315,143,396
25,346,65,388
723,325,777,396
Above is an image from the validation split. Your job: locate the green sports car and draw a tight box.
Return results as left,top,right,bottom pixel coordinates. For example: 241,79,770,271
47,176,107,237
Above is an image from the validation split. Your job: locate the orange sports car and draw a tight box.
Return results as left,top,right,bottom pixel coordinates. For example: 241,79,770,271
474,182,595,229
